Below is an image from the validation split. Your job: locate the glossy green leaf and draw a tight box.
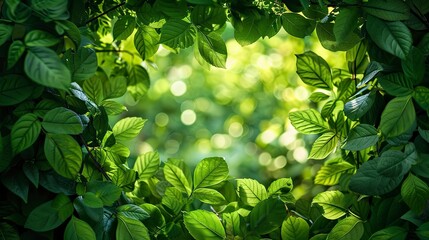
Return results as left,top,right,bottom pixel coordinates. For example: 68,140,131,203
11,113,41,154
25,30,59,47
327,216,364,240
0,23,13,46
87,181,122,206
196,31,227,68
312,191,349,220
342,124,378,150
24,46,71,90
42,107,83,134
413,86,429,110
378,73,413,97
25,194,73,232
267,178,293,196
315,161,355,186
368,226,407,240
0,222,19,240
363,0,410,21
237,178,267,207
309,92,330,102
184,210,225,240
194,157,229,189
112,15,136,41
402,47,425,84
160,20,195,49
116,215,150,240
0,74,34,106
344,91,375,120
334,7,360,43
282,13,315,38
296,51,332,90
289,109,329,134
316,22,361,51
379,96,415,138
281,216,309,240
64,216,96,240
249,198,287,235
309,132,338,160
401,173,429,214
164,159,192,196
64,47,98,82
112,117,146,143
193,188,226,205
117,204,150,221
7,40,25,69
366,16,412,60
31,0,68,20
134,26,159,60
44,133,82,179
162,187,186,214
127,64,150,101
101,100,127,115
133,151,160,179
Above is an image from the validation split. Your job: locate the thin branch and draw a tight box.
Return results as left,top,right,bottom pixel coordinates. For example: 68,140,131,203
85,1,126,25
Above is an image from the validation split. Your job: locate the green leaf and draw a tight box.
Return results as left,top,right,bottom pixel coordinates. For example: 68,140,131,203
191,5,226,30
267,178,293,196
134,26,159,60
0,74,34,106
193,188,227,205
363,0,410,21
112,15,136,41
309,92,330,102
64,47,98,82
117,204,150,221
223,212,242,239
159,20,195,49
402,47,425,84
155,0,187,19
162,187,186,214
379,96,416,138
64,216,96,240
102,76,127,100
309,131,338,160
24,46,71,90
0,222,19,240
296,51,332,90
116,215,150,240
83,75,103,104
31,0,68,20
327,216,364,240
1,169,29,202
401,173,429,214
133,151,160,179
7,40,25,69
196,31,227,68
184,210,226,240
282,13,315,38
237,178,267,207
281,216,309,240
11,113,41,154
416,222,429,240
25,194,73,232
44,133,82,179
413,86,429,110
337,78,356,102
342,124,379,151
87,181,122,206
112,117,146,144
0,23,13,46
289,109,329,134
417,33,429,55
24,30,59,47
368,226,407,240
101,100,127,115
249,198,287,235
315,161,355,186
127,64,150,101
366,16,412,60
164,159,192,196
378,73,413,97
344,91,375,120
194,157,229,189
312,191,349,220
42,107,83,135
334,7,360,43
316,22,361,51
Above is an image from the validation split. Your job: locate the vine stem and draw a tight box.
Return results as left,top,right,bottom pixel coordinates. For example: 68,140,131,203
85,1,126,25
79,135,111,181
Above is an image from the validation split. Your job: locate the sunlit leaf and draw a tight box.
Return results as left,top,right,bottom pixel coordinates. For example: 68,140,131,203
267,178,293,196
184,210,226,240
296,51,332,90
193,188,226,205
315,161,355,186
194,157,228,189
282,13,315,38
134,26,159,60
112,15,136,41
289,109,329,134
309,131,338,160
127,64,150,101
327,216,364,240
237,178,267,207
164,159,192,196
133,151,160,179
116,215,150,240
312,191,349,220
64,216,96,240
160,20,195,49
112,117,146,143
196,31,227,68
281,216,309,240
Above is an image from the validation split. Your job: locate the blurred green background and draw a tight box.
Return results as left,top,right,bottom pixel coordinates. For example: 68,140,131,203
117,25,346,199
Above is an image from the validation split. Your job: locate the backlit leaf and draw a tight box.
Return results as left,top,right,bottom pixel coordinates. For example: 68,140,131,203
315,161,355,186
237,178,267,207
164,159,192,196
64,216,96,240
160,20,195,49
134,26,159,60
267,178,293,196
281,216,309,240
133,151,160,179
309,132,338,160
127,64,150,101
327,216,364,240
193,188,226,205
112,15,136,41
112,117,146,143
196,31,227,68
184,210,225,240
194,157,229,189
289,109,329,134
116,215,150,240
282,13,315,38
296,51,332,90
312,191,349,220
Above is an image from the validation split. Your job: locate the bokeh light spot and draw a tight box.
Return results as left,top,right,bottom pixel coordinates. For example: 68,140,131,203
170,81,187,96
155,113,169,127
181,109,196,125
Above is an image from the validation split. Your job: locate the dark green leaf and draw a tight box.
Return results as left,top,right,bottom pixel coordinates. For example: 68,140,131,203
23,161,39,187
102,75,127,100
155,0,187,19
363,0,410,21
289,109,329,134
116,215,150,240
416,222,429,239
127,64,150,101
237,178,267,207
368,226,407,240
42,107,83,134
0,222,19,240
233,12,261,46
117,204,150,221
296,51,332,90
0,23,13,46
44,133,82,179
366,16,412,60
83,76,103,104
31,0,68,20
378,73,413,97
191,5,226,30
413,86,429,110
281,216,309,240
81,192,103,208
64,216,96,240
342,124,379,151
309,132,338,160
112,15,136,41
401,173,429,214
25,194,73,232
196,31,227,68
0,74,34,106
11,113,41,154
160,20,195,49
24,47,71,90
24,30,59,47
64,47,98,82
249,198,287,235
344,91,375,120
184,210,226,240
194,157,229,189
133,151,160,179
327,216,364,240
316,22,361,51
1,169,29,203
134,26,159,60
282,13,315,38
312,191,349,220
7,40,25,69
402,47,425,84
379,96,415,138
112,117,146,143
87,181,122,206
334,7,360,43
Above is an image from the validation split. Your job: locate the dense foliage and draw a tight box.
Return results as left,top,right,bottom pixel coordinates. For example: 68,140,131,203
0,0,429,239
